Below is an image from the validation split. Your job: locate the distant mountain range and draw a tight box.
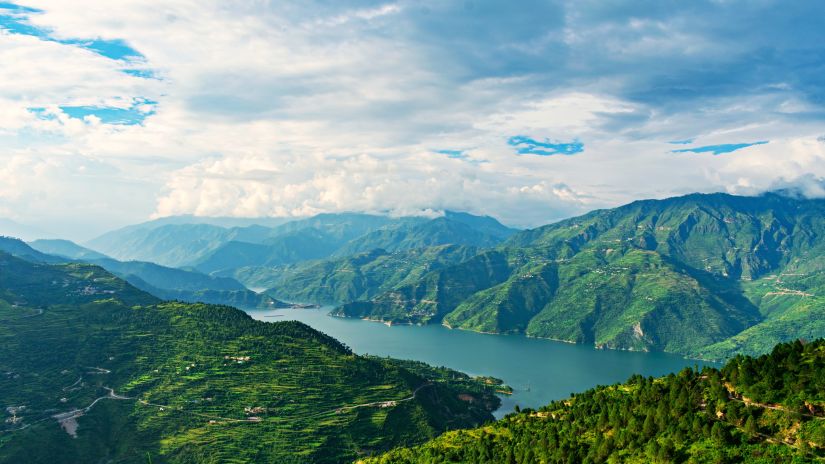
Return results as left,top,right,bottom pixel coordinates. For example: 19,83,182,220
87,211,518,278
0,237,280,309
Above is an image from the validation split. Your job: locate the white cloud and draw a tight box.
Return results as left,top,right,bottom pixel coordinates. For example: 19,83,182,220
0,1,824,239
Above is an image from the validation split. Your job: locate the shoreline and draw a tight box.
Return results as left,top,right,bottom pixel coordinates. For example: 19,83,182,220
327,309,725,363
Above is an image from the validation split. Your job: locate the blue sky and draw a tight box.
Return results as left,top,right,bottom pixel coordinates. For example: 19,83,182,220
1,1,824,240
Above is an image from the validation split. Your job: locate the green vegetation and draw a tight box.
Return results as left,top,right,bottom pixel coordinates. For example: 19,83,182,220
0,253,502,463
338,193,825,358
333,212,515,258
363,339,825,463
258,245,479,305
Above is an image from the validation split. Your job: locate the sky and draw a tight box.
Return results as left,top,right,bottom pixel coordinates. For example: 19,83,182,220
1,1,825,241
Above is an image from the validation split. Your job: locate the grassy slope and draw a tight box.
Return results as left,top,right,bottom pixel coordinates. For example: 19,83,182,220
0,253,502,463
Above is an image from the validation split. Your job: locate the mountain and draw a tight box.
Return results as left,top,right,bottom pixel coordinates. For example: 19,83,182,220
336,193,825,358
89,212,515,277
0,236,65,264
28,238,109,260
87,222,247,267
362,339,825,463
88,213,404,269
332,212,516,257
13,237,277,308
0,252,504,463
83,257,283,309
259,245,480,305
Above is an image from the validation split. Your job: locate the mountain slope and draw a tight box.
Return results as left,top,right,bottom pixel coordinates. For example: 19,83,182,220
0,253,503,463
90,212,515,277
87,222,242,267
5,236,277,308
333,212,515,257
90,213,404,270
261,245,480,305
337,193,825,358
0,236,65,264
28,239,109,260
363,339,825,463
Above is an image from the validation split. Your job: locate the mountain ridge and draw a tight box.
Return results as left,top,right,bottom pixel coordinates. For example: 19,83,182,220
334,192,825,359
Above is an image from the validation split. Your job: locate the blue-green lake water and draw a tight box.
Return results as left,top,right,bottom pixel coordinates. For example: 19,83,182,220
246,307,714,418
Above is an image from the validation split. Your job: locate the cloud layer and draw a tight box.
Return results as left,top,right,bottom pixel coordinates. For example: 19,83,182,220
1,1,825,239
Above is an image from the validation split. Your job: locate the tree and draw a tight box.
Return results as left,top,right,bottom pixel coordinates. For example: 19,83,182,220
743,415,758,436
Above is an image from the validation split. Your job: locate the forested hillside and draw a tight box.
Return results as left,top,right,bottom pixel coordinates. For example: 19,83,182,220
363,339,825,463
338,193,825,358
0,253,503,463
258,245,479,305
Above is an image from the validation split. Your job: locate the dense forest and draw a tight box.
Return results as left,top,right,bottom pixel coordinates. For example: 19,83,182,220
364,339,825,463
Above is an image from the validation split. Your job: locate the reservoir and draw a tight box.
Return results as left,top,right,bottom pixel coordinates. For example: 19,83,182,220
247,307,715,418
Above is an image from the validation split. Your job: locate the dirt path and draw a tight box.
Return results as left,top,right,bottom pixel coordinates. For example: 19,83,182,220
311,382,434,418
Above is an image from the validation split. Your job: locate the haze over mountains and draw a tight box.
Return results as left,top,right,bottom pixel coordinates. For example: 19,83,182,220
35,191,823,362
1,237,280,309
86,211,517,280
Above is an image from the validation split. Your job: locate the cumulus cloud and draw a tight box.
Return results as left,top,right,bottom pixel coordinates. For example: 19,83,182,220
1,0,825,239
768,176,825,200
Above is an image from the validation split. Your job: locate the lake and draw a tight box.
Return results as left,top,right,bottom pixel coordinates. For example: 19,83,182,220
246,307,715,418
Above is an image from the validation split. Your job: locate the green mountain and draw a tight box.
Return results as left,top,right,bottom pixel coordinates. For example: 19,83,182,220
0,253,504,463
89,213,406,270
84,258,283,309
89,212,515,276
28,238,109,260
0,236,64,264
259,245,480,305
11,237,277,309
87,222,251,267
332,212,516,257
198,213,513,275
336,193,825,358
363,339,825,463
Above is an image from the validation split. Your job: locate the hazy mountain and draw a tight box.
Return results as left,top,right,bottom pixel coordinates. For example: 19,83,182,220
332,211,516,257
197,212,514,275
88,212,515,277
87,213,399,269
87,222,243,267
336,193,825,358
28,238,109,260
8,237,277,308
0,236,65,264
